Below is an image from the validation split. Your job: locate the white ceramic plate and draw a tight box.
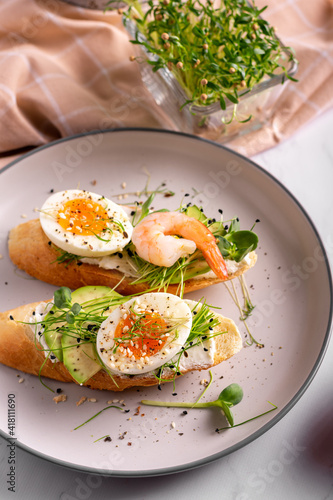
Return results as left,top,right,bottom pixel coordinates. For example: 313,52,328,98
0,129,331,476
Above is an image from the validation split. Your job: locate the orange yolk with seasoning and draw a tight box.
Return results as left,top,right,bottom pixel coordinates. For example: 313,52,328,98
115,311,168,359
57,198,109,236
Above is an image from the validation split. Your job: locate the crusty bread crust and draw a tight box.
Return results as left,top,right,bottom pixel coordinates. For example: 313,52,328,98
8,220,257,295
0,301,242,392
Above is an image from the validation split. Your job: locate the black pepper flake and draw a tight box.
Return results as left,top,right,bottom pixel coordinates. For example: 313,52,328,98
50,355,56,360
130,211,135,216
48,241,52,246
49,310,54,315
117,253,123,259
172,393,177,396
50,189,54,193
203,348,208,352
224,225,229,230
186,202,191,207
56,388,62,394
256,219,260,223
77,262,83,266
5,282,8,285
104,436,112,442
158,385,162,391
124,409,130,413
218,209,223,214
215,428,220,433
9,315,14,320
76,338,81,343
202,336,207,340
176,371,181,376
182,410,188,415
32,311,36,316
193,311,197,315
123,232,128,239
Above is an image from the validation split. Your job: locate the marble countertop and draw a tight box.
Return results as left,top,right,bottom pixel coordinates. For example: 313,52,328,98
0,109,332,500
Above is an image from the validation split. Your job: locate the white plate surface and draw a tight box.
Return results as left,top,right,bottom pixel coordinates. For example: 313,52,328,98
0,129,331,476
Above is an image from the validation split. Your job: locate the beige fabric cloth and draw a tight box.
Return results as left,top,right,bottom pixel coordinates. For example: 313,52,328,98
0,0,332,162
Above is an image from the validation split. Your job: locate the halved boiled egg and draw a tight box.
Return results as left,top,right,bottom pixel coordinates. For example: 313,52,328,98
96,293,193,375
40,190,133,257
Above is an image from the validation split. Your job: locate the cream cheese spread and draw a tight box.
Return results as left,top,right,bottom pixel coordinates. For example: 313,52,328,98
29,302,59,363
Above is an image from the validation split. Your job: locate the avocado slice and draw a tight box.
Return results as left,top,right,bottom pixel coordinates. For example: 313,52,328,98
43,286,115,362
185,205,207,222
43,309,65,362
71,285,120,308
62,286,121,384
44,285,122,383
61,333,101,385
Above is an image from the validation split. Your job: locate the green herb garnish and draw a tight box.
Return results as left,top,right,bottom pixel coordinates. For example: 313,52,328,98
51,246,81,267
74,405,124,431
110,0,297,122
142,372,278,429
153,301,223,389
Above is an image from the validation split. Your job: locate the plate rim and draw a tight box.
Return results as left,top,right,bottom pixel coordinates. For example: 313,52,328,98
0,127,332,477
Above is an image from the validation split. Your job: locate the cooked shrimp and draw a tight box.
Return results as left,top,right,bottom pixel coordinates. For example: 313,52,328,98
132,211,228,280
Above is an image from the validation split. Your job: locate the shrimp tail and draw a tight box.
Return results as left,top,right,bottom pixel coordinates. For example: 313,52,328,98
201,247,229,280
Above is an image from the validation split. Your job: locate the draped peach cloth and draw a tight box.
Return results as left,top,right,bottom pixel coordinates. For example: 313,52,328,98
0,0,332,165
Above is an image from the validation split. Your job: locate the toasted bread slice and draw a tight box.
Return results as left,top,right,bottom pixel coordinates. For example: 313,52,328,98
8,219,257,295
0,300,242,392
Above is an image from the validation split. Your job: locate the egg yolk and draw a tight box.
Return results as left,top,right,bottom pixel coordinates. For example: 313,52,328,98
57,198,109,236
114,311,168,359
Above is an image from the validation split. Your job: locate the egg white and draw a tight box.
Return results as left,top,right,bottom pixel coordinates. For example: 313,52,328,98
39,190,133,257
96,293,193,375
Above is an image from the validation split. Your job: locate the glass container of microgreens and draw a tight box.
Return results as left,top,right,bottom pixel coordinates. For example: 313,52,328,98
119,0,298,143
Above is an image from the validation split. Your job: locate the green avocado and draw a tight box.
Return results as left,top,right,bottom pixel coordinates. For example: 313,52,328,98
71,285,120,309
62,286,119,384
61,332,101,385
44,285,122,383
43,309,65,363
185,205,207,222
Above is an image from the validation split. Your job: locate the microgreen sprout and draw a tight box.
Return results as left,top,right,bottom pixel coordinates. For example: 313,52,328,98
223,277,263,347
108,0,297,123
153,301,224,389
53,287,82,324
142,379,244,427
142,372,278,430
73,405,124,431
51,246,81,267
